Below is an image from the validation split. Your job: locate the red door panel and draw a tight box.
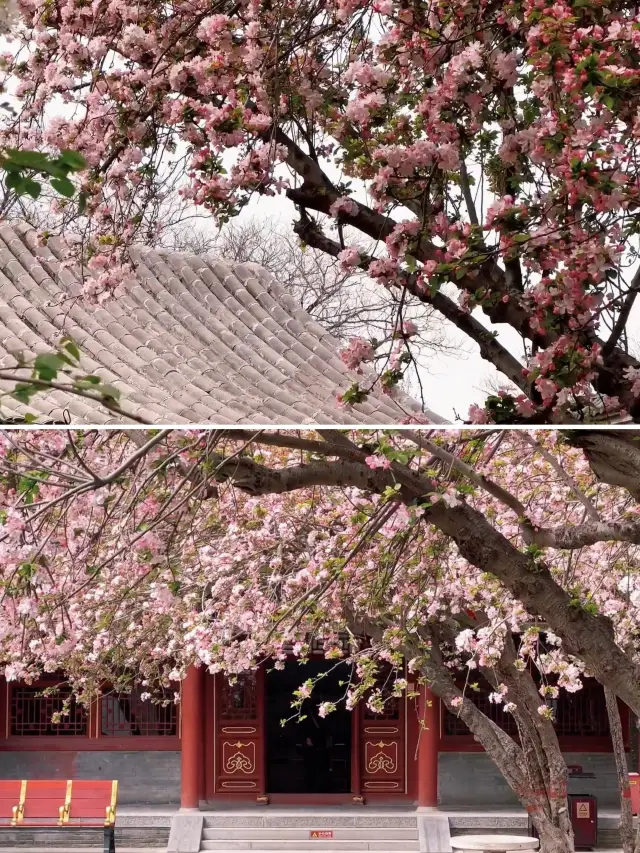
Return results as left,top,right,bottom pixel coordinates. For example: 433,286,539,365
214,669,265,796
358,681,405,795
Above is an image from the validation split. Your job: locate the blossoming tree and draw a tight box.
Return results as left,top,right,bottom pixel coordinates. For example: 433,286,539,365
2,427,640,850
4,0,640,421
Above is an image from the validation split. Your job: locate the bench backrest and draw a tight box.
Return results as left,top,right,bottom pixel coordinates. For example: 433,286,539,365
21,780,70,823
0,780,25,823
1,779,118,826
67,780,118,825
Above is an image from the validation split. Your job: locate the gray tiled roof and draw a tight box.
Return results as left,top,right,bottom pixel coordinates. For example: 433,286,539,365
0,221,444,425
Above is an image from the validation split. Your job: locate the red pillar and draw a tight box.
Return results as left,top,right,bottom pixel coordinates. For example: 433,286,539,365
418,686,440,807
181,665,204,809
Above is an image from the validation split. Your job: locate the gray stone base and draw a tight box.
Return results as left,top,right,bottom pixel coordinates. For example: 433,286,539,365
0,827,169,848
439,753,622,808
418,813,452,852
167,813,203,853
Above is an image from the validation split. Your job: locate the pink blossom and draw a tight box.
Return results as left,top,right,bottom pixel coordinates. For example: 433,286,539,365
338,247,361,270
624,367,640,397
339,337,375,371
365,454,392,470
329,196,359,218
468,404,489,423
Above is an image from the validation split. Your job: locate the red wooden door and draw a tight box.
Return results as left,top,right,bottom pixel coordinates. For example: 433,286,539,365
358,679,405,795
214,669,265,796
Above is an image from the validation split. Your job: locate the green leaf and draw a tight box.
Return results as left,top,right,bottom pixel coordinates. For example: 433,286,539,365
50,176,75,197
34,352,66,381
22,178,41,199
58,150,87,171
4,171,25,192
78,191,88,215
11,383,37,404
98,383,121,402
23,412,39,424
18,561,36,579
38,161,71,179
60,337,80,363
3,148,50,169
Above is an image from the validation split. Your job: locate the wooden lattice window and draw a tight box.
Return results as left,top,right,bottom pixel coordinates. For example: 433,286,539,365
310,634,351,653
363,666,400,720
444,689,519,736
444,680,608,738
100,688,178,737
553,682,609,737
11,686,88,736
220,673,257,720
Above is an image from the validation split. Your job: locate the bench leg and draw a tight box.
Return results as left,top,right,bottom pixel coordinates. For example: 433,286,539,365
104,826,115,853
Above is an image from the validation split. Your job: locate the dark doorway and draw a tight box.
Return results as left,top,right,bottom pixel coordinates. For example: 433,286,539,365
266,659,352,794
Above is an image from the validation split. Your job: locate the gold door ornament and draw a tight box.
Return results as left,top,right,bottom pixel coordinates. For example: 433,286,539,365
222,740,255,775
365,740,398,774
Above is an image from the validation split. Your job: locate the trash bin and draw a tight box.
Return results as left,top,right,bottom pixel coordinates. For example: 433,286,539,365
568,794,597,848
527,767,598,850
629,773,640,815
567,765,597,849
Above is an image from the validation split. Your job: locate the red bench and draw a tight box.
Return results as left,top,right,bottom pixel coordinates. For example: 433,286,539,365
0,779,118,852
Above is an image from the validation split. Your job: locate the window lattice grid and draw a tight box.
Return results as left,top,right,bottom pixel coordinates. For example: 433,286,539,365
11,686,88,736
363,666,401,721
553,683,609,737
444,681,608,738
220,673,257,720
100,689,178,737
444,690,519,736
363,694,400,721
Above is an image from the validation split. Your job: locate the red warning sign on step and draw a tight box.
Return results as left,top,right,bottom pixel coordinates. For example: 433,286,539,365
310,831,334,839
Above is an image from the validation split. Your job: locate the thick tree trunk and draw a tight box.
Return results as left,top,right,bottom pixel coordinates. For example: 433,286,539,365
564,431,640,500
605,688,635,853
394,629,575,853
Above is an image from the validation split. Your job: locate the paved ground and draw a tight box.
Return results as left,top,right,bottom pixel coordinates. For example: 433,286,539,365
0,847,622,853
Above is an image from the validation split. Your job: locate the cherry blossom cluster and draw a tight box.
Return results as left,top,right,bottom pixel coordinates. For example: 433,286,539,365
3,0,640,418
0,428,638,724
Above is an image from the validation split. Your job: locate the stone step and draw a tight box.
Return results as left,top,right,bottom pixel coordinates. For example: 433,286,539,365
201,841,420,853
199,841,418,851
202,828,418,841
203,817,417,830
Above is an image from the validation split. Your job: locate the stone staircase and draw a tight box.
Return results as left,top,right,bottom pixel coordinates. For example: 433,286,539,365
198,812,420,852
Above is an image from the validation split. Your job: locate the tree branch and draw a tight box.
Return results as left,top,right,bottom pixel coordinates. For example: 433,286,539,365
203,448,640,711
602,267,640,358
522,434,600,521
459,159,479,227
293,215,533,398
272,126,640,418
